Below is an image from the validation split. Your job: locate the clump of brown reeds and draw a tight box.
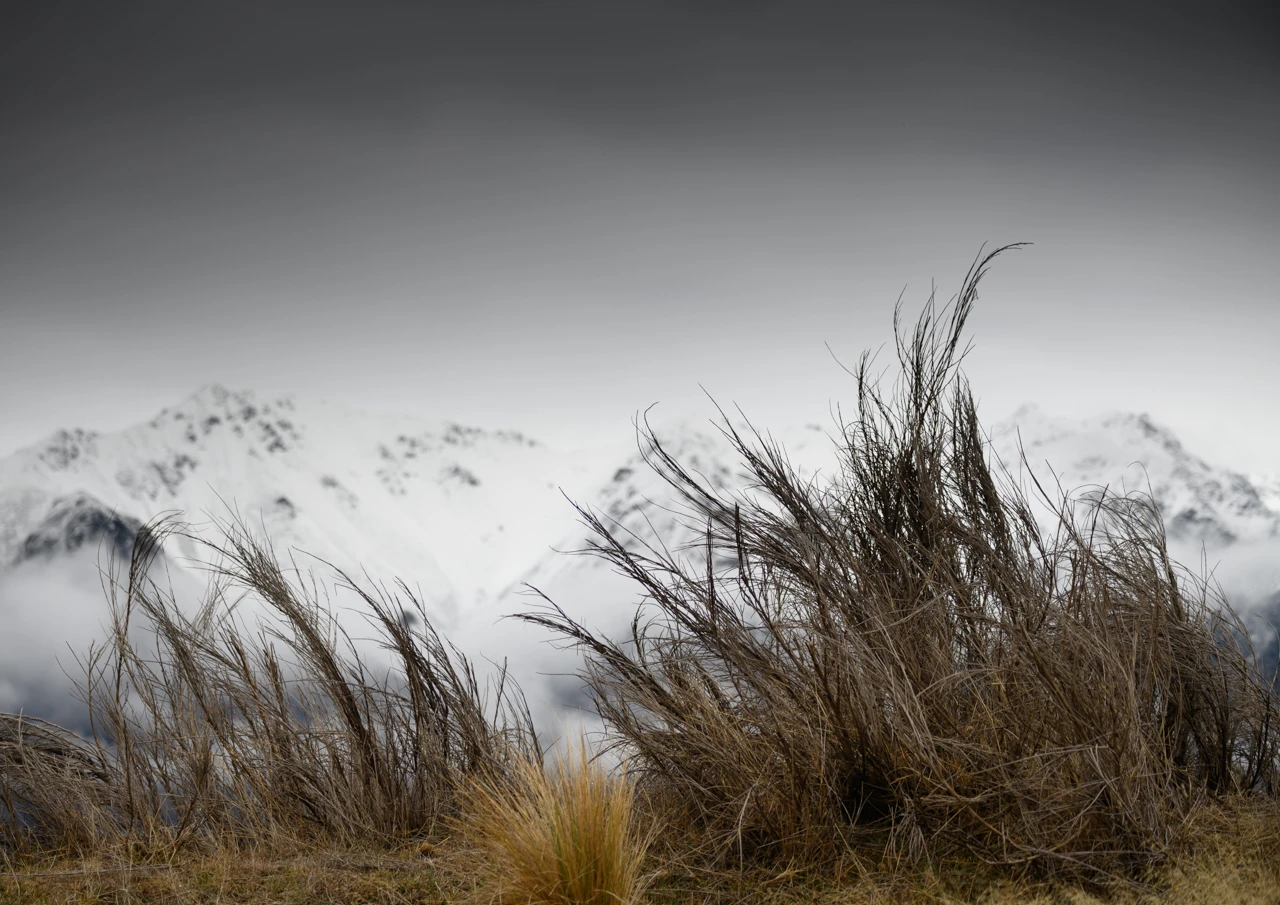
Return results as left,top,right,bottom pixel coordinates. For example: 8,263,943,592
522,245,1280,881
0,517,537,857
459,733,653,905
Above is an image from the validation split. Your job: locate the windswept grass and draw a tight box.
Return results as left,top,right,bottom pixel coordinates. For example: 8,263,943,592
521,245,1280,882
0,517,538,857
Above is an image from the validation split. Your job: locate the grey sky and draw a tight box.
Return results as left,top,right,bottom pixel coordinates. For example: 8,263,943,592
2,2,1277,472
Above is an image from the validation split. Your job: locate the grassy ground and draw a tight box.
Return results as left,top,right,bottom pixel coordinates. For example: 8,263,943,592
4,838,1279,905
1,847,446,905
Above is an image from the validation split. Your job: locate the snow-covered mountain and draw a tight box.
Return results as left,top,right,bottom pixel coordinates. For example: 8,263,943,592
1,387,1276,731
0,386,613,627
988,404,1279,547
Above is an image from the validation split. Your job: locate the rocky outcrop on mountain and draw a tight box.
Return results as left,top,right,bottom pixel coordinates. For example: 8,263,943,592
16,493,144,565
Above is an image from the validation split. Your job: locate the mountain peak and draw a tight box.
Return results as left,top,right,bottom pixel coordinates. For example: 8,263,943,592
156,385,296,425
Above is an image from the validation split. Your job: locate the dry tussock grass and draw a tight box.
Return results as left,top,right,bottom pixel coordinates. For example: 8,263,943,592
523,246,1280,882
457,734,653,905
0,519,537,858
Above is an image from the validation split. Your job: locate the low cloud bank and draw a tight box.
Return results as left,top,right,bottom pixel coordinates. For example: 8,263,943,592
3,526,1277,745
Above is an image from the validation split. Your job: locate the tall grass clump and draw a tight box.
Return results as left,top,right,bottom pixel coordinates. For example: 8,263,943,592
523,245,1280,880
460,734,653,905
0,518,538,856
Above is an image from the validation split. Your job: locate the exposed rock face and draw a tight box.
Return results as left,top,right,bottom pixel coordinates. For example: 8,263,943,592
17,493,145,565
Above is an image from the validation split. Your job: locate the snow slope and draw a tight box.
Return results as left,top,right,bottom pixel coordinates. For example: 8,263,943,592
1258,475,1280,517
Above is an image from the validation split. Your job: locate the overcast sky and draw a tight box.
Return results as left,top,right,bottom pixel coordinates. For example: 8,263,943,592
2,2,1277,472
